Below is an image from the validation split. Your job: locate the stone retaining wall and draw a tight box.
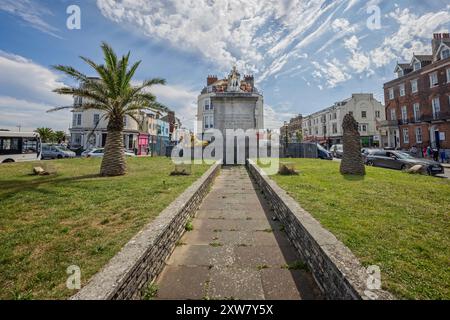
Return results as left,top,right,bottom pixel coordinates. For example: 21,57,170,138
71,163,221,300
247,160,394,300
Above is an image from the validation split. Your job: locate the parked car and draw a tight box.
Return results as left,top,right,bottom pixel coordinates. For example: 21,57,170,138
317,144,333,160
361,148,382,161
365,150,444,175
83,148,136,158
330,144,343,158
41,144,76,160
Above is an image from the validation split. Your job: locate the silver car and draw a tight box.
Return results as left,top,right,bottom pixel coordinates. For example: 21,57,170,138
41,144,76,160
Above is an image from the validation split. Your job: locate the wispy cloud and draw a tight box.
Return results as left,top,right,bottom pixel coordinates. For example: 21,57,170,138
0,0,61,38
96,0,450,91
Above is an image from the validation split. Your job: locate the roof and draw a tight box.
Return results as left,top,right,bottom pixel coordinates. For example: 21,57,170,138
413,55,433,62
0,132,40,138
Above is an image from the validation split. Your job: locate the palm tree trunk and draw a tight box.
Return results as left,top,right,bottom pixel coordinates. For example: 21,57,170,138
100,130,126,176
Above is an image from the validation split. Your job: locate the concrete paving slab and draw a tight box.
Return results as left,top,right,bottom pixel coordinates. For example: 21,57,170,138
155,166,322,300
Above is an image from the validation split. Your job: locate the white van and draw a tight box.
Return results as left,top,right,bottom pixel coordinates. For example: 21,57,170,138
0,132,41,163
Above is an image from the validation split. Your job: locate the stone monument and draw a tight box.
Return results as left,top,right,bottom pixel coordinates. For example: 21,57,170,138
340,114,366,176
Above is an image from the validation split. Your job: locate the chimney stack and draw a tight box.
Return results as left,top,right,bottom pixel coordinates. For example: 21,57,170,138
207,75,218,86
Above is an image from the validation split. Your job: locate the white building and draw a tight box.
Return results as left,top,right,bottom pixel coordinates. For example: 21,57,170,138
197,66,264,140
302,94,386,147
69,105,143,151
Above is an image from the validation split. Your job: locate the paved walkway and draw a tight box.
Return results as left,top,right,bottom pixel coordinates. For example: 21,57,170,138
155,166,322,300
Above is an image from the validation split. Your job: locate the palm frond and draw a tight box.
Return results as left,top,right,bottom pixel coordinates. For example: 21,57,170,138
101,42,118,73
52,65,88,82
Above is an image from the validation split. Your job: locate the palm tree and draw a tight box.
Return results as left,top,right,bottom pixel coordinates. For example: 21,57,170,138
35,127,54,143
49,42,167,176
54,131,66,144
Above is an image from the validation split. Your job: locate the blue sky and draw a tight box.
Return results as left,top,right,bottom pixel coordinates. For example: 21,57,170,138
1,0,450,131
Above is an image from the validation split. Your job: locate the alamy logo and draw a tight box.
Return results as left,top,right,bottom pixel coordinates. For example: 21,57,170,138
364,265,381,300
66,265,81,290
66,5,81,30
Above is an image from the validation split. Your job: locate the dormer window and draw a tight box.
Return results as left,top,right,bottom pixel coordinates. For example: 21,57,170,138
441,48,450,60
397,70,403,78
413,61,421,71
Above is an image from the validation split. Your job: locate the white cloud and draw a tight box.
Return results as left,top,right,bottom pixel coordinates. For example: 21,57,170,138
0,51,73,131
312,59,352,88
264,105,295,130
370,8,450,67
149,84,199,129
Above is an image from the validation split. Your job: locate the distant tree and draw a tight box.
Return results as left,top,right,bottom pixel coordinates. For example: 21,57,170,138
49,42,167,176
54,131,66,144
295,130,303,143
35,127,55,143
340,114,365,176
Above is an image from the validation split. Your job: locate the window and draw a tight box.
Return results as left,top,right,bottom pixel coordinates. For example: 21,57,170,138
411,79,418,93
413,103,420,122
333,113,337,120
22,138,38,154
429,72,438,87
401,106,407,124
204,115,214,129
332,123,338,134
397,70,403,78
432,97,440,119
361,111,367,118
390,109,396,121
204,99,211,111
73,113,82,127
441,48,450,60
375,111,381,118
447,68,450,83
415,127,423,144
123,116,127,127
399,83,405,96
0,138,20,153
94,114,100,126
403,128,409,144
389,88,394,100
413,61,421,71
358,124,368,132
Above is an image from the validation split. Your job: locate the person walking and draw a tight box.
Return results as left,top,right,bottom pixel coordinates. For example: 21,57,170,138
440,149,447,163
433,148,439,162
426,146,432,159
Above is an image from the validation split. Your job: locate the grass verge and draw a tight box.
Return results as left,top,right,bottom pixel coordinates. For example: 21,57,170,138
0,157,209,299
260,159,449,299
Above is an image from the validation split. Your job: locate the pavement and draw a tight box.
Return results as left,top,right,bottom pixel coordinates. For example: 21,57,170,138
155,166,322,300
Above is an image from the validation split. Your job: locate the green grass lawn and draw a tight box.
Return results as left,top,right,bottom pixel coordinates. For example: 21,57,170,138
0,157,210,300
261,159,450,300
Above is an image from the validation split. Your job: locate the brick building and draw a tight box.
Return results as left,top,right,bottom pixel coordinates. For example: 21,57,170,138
382,33,450,153
280,114,303,143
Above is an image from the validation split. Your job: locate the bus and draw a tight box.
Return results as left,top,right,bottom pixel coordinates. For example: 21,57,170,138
0,132,41,163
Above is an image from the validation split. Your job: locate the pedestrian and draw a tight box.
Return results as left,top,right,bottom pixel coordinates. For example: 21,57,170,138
433,148,439,162
440,149,447,163
422,146,427,158
426,146,432,159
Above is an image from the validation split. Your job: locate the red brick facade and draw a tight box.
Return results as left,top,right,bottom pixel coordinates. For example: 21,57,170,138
383,34,450,150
